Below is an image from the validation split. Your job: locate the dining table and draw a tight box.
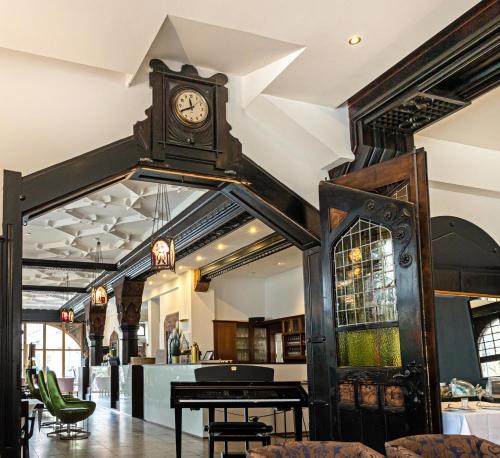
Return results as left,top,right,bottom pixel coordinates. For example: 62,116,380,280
442,401,500,445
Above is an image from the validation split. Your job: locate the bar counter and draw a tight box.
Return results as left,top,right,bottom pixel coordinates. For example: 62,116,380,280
143,363,307,437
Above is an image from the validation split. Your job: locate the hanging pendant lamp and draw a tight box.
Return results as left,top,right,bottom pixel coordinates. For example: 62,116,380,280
60,273,74,323
151,184,176,272
90,240,108,306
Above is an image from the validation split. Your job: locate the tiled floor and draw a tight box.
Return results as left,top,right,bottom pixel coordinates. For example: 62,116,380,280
30,406,290,458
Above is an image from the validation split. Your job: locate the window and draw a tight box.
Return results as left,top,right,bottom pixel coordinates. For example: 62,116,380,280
333,218,401,368
334,218,398,326
478,317,500,377
22,322,83,378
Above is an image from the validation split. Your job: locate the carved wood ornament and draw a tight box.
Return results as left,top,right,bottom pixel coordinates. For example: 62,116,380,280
113,278,145,327
85,303,107,338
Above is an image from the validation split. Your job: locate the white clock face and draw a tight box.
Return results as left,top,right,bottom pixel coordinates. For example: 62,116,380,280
174,89,209,126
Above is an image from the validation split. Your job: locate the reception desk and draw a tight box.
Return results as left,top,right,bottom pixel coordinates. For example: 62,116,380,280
143,363,307,438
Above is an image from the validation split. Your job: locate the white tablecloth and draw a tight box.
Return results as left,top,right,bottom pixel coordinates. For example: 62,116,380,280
442,402,500,445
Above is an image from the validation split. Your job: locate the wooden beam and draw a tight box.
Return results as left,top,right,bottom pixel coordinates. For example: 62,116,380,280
22,285,87,294
22,258,117,272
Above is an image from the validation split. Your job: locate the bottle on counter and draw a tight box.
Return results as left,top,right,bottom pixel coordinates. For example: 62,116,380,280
191,342,200,364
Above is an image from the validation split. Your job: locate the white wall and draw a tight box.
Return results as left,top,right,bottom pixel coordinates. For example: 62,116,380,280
212,276,266,320
416,135,500,244
264,266,305,319
102,297,120,347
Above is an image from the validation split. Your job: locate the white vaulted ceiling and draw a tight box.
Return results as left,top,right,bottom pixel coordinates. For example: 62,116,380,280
0,0,478,106
23,180,206,263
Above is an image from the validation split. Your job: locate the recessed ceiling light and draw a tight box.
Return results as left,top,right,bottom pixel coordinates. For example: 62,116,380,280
162,273,167,278
179,265,184,270
277,262,285,266
196,255,203,261
248,227,257,234
148,280,154,285
348,35,362,46
217,243,225,250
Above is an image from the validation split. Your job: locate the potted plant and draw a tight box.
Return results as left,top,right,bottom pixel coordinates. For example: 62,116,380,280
170,328,181,364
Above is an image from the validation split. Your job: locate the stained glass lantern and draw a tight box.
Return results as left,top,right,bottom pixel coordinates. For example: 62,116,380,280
150,184,176,272
60,308,69,322
151,237,176,272
90,240,108,306
91,285,108,306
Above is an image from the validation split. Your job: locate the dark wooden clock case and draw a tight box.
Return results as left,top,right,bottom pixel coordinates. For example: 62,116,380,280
134,59,242,180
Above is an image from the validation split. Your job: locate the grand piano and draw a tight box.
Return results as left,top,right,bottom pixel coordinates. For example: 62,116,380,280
170,365,308,457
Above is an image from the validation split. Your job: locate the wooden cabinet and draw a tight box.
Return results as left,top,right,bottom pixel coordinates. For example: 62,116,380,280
267,314,306,363
213,321,237,361
213,315,306,363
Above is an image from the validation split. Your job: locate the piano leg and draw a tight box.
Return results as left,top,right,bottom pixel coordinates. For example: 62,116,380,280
293,407,303,441
175,407,182,458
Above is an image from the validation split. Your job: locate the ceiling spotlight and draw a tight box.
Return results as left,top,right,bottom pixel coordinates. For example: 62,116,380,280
162,273,167,278
217,243,225,250
348,35,362,46
196,255,203,261
248,227,257,234
148,280,154,285
277,262,285,266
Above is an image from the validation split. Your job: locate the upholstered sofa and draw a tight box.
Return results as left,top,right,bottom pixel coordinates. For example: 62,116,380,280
385,434,500,457
247,441,384,457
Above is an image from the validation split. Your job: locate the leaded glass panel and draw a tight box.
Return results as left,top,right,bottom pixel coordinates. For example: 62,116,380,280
334,219,398,327
337,327,402,367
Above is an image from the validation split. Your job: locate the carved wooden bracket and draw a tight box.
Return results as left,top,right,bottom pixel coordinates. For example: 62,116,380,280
85,302,107,338
113,277,145,327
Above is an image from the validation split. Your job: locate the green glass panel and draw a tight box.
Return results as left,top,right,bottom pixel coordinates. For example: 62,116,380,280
337,327,402,367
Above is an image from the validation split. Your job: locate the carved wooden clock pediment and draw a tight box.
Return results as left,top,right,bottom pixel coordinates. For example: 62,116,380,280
134,60,242,181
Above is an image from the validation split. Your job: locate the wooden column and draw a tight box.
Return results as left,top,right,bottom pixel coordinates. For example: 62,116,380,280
85,302,107,366
113,278,145,365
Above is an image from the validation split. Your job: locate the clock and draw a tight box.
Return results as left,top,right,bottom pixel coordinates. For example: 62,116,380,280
173,88,209,126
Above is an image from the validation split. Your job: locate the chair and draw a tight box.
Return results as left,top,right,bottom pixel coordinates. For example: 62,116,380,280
247,441,384,457
25,369,43,403
385,434,500,457
37,371,64,437
45,370,96,440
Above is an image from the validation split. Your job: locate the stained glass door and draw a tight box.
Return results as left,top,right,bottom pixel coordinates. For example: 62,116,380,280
320,178,434,452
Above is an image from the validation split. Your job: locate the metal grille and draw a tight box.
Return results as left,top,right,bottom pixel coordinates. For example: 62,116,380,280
478,317,500,358
366,92,468,134
334,218,397,327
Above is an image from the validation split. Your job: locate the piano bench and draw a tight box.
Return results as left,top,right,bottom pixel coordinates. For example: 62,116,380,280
207,422,273,458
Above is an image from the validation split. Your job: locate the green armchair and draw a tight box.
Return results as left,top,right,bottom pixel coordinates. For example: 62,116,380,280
45,370,95,440
25,369,43,403
37,370,63,437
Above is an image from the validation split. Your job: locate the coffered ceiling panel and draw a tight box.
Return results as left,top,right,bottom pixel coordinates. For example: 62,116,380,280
23,179,206,263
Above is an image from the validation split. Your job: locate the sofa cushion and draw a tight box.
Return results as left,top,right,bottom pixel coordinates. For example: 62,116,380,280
247,441,384,457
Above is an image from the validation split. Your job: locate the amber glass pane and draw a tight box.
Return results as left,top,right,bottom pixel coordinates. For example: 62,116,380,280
337,327,401,367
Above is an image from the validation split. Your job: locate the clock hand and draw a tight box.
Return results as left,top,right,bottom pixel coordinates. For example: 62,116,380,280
180,106,193,113
188,98,194,109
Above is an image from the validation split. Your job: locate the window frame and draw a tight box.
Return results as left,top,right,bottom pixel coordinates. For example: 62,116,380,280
22,321,83,377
